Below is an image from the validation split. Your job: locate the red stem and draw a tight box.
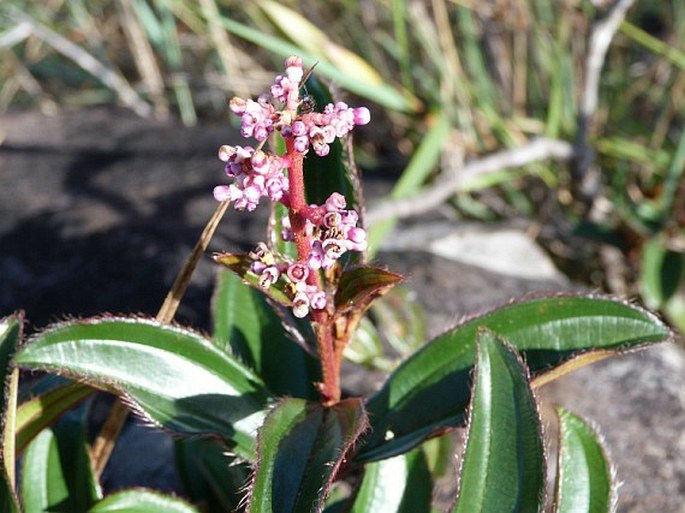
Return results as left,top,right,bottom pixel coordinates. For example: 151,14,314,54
285,138,340,405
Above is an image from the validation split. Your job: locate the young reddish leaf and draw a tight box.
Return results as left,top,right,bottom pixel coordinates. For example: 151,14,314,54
451,330,544,513
555,408,614,513
335,266,404,313
248,398,368,513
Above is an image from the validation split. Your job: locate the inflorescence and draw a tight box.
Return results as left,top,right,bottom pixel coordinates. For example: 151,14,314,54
213,56,370,319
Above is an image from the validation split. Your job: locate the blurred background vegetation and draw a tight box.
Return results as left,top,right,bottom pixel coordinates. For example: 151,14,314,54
1,0,684,331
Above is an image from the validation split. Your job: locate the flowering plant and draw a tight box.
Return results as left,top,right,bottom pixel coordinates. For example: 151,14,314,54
0,57,673,512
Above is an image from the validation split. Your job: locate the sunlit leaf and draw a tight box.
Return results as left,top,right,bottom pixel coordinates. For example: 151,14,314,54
359,294,671,461
88,489,200,513
451,330,544,512
350,447,432,513
22,405,102,513
15,317,271,460
555,408,614,513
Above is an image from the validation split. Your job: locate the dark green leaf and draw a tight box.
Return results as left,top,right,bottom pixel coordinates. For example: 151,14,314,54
175,438,249,513
15,381,94,455
88,489,200,513
0,314,22,513
22,404,102,513
302,76,359,210
335,266,403,313
212,269,320,399
249,398,368,513
640,237,683,308
350,448,432,513
555,408,613,513
451,330,544,513
15,317,271,460
359,294,671,461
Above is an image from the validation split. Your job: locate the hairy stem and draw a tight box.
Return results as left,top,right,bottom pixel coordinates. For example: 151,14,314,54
285,138,340,405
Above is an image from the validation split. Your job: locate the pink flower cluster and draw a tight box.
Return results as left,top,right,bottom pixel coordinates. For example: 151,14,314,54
213,56,371,211
282,193,367,269
248,243,326,319
249,192,367,318
212,145,289,211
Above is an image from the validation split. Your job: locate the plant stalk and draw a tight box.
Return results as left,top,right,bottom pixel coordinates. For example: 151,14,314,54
285,139,340,405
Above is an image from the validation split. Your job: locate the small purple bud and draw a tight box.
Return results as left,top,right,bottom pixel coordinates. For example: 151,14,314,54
258,266,280,288
292,120,307,136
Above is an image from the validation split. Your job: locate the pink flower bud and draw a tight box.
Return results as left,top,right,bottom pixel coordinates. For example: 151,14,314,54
229,96,247,114
309,291,327,310
325,193,347,211
353,107,371,125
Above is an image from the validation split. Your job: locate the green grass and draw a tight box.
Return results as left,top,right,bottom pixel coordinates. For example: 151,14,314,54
2,0,685,326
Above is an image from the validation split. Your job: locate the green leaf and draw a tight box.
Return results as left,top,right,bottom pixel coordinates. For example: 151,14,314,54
14,317,271,460
88,489,200,513
555,408,614,513
175,438,249,513
0,314,22,513
451,330,544,513
640,237,683,309
249,398,368,513
212,269,320,399
335,266,403,313
359,294,671,461
301,76,360,210
349,448,432,513
15,381,94,455
22,405,102,513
